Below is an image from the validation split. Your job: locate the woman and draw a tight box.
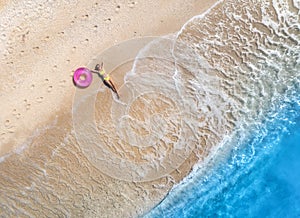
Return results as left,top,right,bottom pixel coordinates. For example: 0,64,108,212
92,62,120,99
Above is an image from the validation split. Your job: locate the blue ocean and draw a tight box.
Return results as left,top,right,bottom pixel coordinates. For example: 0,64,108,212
146,96,300,217
145,0,300,217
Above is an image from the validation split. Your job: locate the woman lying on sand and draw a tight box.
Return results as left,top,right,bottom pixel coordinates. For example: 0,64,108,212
91,62,120,99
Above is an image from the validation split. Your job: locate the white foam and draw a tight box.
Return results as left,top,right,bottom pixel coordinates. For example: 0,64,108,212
175,0,224,39
162,0,300,196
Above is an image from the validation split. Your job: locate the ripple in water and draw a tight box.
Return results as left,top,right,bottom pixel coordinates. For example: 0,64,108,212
145,0,300,216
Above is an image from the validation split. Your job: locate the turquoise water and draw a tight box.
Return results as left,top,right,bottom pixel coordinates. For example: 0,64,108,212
145,0,300,217
146,93,300,217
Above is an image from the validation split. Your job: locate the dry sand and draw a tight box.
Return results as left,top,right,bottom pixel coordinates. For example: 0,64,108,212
0,0,217,217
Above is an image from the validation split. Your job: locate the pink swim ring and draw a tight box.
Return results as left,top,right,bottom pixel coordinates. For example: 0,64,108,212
73,67,93,88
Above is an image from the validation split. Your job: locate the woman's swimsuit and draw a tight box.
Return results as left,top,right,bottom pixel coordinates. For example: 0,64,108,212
99,69,110,81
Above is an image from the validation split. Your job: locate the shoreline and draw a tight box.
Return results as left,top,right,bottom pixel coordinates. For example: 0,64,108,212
0,0,217,157
0,0,218,217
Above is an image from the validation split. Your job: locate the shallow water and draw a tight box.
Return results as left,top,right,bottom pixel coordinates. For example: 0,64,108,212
145,0,300,216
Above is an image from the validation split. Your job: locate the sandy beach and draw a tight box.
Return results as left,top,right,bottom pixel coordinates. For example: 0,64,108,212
0,0,218,216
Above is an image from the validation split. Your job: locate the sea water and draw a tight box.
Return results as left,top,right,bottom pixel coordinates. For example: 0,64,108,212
145,0,300,217
145,95,300,217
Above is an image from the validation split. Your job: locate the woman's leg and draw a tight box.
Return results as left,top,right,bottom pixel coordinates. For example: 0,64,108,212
103,80,119,98
108,80,118,93
109,80,119,99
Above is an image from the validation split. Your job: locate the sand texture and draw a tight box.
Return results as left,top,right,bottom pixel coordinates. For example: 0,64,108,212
0,0,216,217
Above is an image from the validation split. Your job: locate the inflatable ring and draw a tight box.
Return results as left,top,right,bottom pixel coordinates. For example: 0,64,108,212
73,67,93,88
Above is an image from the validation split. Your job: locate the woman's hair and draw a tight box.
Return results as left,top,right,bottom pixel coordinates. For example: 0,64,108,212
95,64,101,71
95,62,103,71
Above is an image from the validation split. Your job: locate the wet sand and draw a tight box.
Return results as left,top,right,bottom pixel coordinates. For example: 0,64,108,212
0,0,217,217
